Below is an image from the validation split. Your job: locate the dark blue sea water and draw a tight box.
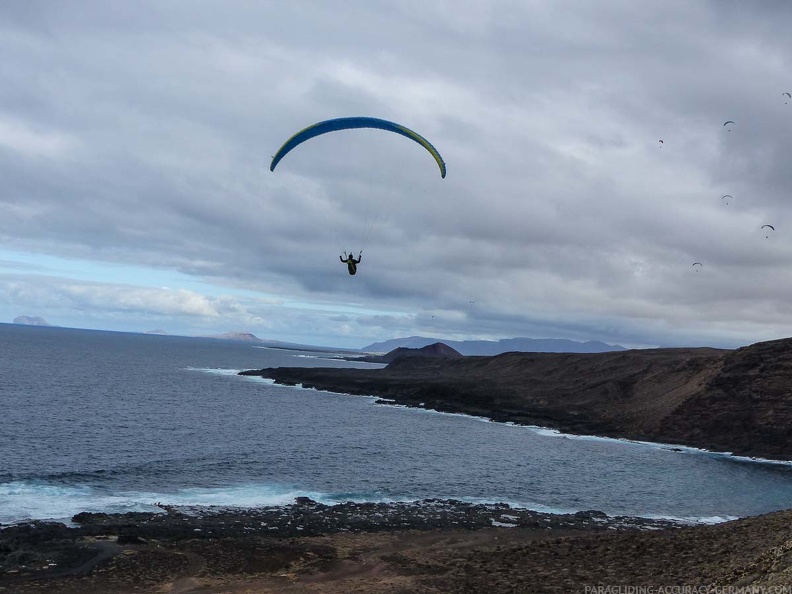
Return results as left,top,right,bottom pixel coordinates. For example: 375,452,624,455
1,323,791,525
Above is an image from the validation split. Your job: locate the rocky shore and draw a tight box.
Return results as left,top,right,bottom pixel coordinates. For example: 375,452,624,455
241,337,792,461
2,500,791,593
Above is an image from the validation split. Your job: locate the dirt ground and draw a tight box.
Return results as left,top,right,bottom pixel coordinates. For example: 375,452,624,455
3,508,791,594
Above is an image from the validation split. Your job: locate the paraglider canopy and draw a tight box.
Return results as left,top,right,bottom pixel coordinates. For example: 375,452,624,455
721,194,732,205
762,224,775,238
784,92,791,104
723,120,735,131
270,116,447,178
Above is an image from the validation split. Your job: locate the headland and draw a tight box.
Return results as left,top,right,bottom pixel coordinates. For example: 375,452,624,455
242,337,792,461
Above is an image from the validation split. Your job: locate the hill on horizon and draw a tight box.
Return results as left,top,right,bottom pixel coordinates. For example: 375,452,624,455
356,342,464,363
13,315,53,327
361,336,626,355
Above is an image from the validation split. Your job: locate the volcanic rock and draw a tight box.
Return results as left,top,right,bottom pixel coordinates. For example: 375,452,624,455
241,337,792,460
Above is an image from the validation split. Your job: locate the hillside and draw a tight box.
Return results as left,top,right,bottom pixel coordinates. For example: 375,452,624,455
241,337,792,460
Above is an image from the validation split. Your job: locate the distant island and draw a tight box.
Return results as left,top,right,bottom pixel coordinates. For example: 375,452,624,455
362,335,626,355
202,331,264,342
201,333,628,356
199,331,357,352
7,320,631,358
13,315,53,326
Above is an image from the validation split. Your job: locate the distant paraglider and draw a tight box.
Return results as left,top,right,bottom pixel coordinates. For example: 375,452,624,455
723,120,735,131
721,194,733,206
762,224,775,239
692,262,703,271
784,92,791,104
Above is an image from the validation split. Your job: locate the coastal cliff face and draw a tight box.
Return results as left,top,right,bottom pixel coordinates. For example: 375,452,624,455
655,338,792,459
242,337,792,460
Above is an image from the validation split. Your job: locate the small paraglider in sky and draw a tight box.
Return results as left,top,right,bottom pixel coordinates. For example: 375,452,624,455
784,92,791,104
762,224,775,239
692,262,703,272
721,194,732,206
723,120,735,131
659,139,664,146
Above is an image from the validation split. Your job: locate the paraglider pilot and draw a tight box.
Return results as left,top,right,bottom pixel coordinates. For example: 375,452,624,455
340,250,362,275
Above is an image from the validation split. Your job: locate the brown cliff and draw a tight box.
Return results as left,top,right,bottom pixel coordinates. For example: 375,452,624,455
241,337,792,460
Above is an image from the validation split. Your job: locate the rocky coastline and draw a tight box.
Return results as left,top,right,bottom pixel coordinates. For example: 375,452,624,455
242,337,792,461
4,337,791,592
3,500,792,593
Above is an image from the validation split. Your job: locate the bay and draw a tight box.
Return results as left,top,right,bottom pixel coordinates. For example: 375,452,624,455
1,323,791,525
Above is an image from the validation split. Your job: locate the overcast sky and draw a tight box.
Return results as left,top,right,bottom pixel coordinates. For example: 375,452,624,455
1,1,791,349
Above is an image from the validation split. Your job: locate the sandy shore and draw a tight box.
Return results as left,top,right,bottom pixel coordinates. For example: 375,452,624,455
2,499,791,593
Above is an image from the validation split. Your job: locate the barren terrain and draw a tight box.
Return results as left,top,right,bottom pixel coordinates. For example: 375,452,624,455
244,337,792,460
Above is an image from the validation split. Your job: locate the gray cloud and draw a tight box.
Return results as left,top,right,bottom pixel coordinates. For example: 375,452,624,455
1,1,792,348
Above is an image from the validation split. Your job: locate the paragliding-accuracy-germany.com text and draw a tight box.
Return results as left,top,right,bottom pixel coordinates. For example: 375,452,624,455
584,585,792,594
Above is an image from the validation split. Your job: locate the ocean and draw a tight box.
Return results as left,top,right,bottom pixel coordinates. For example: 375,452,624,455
1,323,791,525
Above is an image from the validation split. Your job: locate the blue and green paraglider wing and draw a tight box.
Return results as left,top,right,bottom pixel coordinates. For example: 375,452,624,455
270,117,446,178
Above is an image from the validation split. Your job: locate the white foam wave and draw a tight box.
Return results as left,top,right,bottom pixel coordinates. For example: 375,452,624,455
0,480,411,525
184,367,276,384
624,511,740,525
0,479,749,527
130,484,340,508
522,429,792,466
0,481,156,525
184,366,241,376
